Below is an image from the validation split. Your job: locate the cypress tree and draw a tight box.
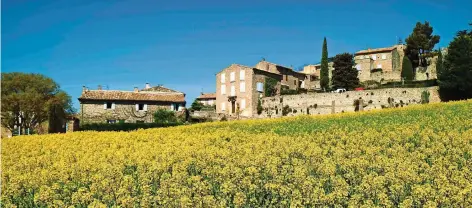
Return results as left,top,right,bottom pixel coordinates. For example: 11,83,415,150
320,37,329,90
401,56,414,81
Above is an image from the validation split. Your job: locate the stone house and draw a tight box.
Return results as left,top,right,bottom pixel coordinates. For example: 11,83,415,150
354,45,405,82
301,62,335,89
196,93,216,106
78,83,186,124
215,60,315,117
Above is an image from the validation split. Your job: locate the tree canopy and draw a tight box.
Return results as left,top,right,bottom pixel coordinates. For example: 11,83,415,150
1,72,74,134
331,53,359,90
401,56,414,81
438,24,472,101
320,37,330,90
404,21,440,69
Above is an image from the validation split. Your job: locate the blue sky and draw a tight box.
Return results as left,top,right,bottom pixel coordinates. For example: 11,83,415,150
3,0,471,110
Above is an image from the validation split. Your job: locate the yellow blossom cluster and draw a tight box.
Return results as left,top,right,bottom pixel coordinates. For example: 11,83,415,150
2,100,472,207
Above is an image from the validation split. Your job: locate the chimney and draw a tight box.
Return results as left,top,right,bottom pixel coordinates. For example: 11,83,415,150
98,85,102,90
134,87,139,92
145,83,151,89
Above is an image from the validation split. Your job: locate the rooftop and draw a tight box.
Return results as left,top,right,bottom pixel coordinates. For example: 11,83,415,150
355,46,397,55
197,93,216,99
79,84,185,103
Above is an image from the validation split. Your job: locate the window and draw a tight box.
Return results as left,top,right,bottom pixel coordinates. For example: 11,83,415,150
136,120,145,123
104,102,115,109
377,64,382,69
240,82,245,92
382,54,387,60
135,104,147,111
170,103,179,111
372,55,377,60
230,72,235,82
221,85,226,95
107,119,116,124
221,102,226,111
356,64,361,71
285,75,288,81
221,73,226,83
294,80,297,85
240,99,246,109
256,82,263,92
230,85,235,96
240,70,245,80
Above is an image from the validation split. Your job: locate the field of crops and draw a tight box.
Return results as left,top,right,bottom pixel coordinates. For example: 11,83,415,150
2,100,472,207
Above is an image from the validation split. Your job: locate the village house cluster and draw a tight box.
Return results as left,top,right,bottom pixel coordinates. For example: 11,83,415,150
78,44,440,123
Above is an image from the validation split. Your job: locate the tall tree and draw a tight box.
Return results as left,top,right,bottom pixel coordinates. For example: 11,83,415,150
404,21,440,69
331,53,359,90
1,72,74,134
401,56,414,81
438,24,472,101
320,37,330,90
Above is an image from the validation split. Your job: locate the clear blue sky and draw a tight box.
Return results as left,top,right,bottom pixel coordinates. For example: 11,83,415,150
3,0,471,110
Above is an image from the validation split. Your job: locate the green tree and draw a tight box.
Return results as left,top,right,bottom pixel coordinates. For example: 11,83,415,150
257,99,263,115
404,21,441,69
1,72,74,134
264,77,278,97
190,99,204,111
331,53,359,90
153,109,177,123
438,24,472,101
320,37,330,90
401,56,414,81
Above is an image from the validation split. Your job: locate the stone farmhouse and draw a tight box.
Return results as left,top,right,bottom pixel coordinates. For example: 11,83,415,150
78,83,186,123
215,60,317,117
196,93,216,106
301,61,335,88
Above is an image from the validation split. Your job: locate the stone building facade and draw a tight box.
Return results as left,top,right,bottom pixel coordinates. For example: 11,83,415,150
196,93,216,106
354,45,405,82
215,60,316,117
302,62,335,89
78,84,186,123
259,86,439,118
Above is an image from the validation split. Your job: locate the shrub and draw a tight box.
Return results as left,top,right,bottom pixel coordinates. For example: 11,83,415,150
80,122,180,132
154,109,178,123
282,105,290,116
257,99,263,115
421,90,430,104
264,77,278,97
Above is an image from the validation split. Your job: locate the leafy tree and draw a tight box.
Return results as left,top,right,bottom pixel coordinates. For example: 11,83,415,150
404,21,440,68
1,72,74,134
190,99,204,111
320,37,330,90
331,53,359,90
257,99,263,115
438,24,472,101
401,56,414,81
264,77,278,97
153,109,177,123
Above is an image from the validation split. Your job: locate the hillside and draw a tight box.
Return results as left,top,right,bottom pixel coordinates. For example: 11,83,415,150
2,100,472,207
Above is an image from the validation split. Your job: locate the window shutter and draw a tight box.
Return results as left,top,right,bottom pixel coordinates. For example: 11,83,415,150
230,72,235,82
240,70,245,80
104,103,107,109
221,85,226,95
240,82,245,92
382,54,387,59
221,102,225,111
144,104,148,111
377,64,382,68
111,102,116,109
230,85,235,96
221,73,225,83
372,55,377,60
241,99,246,109
135,104,139,111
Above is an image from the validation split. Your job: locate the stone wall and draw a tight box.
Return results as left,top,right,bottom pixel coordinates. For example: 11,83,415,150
80,101,179,123
259,86,439,118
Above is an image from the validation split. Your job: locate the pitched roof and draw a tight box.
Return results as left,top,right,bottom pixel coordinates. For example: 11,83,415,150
79,90,185,102
197,93,216,99
355,46,396,55
141,85,182,93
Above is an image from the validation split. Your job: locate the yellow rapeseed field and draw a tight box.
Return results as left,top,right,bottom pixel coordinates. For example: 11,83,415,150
2,100,472,207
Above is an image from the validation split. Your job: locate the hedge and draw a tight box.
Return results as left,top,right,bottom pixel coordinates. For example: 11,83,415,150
80,122,182,132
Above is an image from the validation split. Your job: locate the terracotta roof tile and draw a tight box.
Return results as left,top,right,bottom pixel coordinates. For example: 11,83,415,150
141,85,182,93
197,93,216,99
79,90,185,102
